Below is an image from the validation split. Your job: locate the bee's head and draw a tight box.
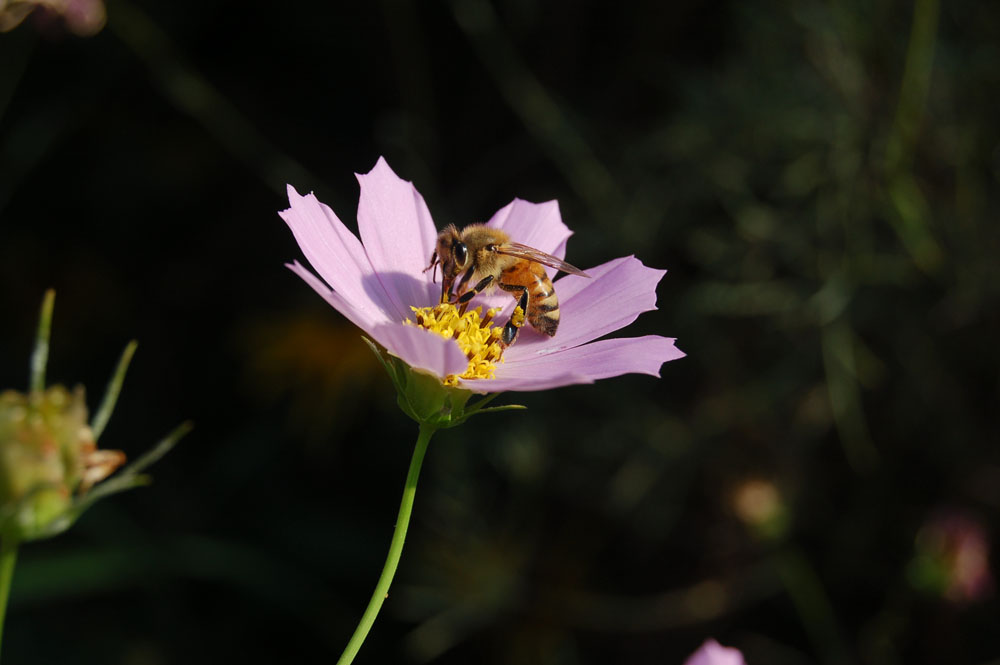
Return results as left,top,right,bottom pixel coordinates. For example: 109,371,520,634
435,225,470,278
428,225,471,304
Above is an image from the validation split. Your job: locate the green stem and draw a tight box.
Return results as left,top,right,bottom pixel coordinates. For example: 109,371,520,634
336,423,436,665
0,539,19,662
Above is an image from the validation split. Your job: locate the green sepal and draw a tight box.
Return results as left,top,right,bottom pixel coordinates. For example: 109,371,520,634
361,336,525,428
63,421,191,527
402,368,449,423
465,404,528,416
360,337,404,392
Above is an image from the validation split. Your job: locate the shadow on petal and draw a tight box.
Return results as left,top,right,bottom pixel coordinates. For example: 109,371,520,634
363,270,440,321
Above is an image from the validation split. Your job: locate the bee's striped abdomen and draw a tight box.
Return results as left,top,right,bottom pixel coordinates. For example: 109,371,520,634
526,262,560,336
499,261,562,337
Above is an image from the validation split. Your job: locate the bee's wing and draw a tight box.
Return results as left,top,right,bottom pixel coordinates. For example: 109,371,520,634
497,242,591,277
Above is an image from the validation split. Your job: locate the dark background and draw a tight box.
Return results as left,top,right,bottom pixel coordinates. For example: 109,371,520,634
1,0,998,663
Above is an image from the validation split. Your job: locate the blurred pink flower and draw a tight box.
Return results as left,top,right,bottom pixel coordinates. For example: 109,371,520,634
683,639,746,665
913,510,994,605
280,157,683,393
0,0,105,35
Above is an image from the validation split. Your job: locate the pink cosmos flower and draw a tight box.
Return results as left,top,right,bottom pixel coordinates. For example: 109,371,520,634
280,157,683,393
684,639,746,665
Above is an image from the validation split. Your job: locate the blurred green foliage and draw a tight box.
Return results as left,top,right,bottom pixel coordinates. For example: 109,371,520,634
0,0,998,664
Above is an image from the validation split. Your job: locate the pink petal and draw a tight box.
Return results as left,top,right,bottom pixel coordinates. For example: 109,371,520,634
292,257,467,378
504,256,666,362
460,335,684,393
683,639,746,665
368,323,470,378
280,185,396,324
286,261,385,332
356,157,440,316
486,198,572,261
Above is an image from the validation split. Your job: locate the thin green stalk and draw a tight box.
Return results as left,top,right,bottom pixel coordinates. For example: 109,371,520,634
883,0,942,272
772,547,850,665
30,290,55,394
336,423,436,665
0,538,19,661
90,340,138,441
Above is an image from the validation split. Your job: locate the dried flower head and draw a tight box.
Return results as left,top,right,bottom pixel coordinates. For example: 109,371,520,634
0,386,124,540
0,291,187,543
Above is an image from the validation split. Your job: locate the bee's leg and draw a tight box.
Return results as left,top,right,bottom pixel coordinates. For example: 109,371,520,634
448,265,477,304
457,275,494,315
501,288,529,346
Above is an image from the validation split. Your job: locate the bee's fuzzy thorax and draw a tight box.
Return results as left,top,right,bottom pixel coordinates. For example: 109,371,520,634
431,221,585,345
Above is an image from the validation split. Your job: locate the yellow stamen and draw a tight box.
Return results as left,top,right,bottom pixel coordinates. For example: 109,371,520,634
406,303,506,386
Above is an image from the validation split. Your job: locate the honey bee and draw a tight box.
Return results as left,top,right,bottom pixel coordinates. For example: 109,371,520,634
425,224,590,346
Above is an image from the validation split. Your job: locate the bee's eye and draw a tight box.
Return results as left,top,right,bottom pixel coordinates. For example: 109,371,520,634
454,241,468,267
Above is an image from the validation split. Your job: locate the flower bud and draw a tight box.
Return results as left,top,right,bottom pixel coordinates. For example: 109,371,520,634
0,386,124,541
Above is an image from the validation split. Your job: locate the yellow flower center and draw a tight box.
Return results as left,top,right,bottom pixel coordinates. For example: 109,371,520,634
406,303,512,386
